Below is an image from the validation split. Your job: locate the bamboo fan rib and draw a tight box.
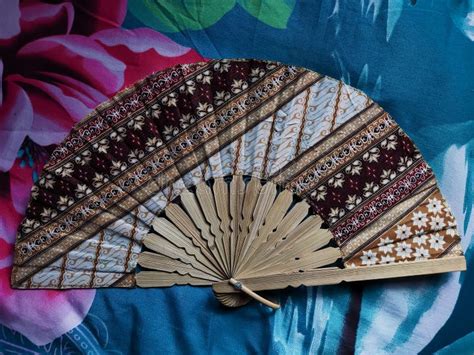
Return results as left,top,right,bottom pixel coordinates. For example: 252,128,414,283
137,175,337,308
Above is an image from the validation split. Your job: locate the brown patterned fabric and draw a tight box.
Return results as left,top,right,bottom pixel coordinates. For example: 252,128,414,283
346,189,461,266
11,59,463,289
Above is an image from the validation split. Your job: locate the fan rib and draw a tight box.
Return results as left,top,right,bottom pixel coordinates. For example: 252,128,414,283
212,177,232,276
164,203,225,276
138,252,220,281
148,220,225,278
234,182,277,273
180,191,215,248
229,175,245,274
165,204,208,250
237,189,293,270
276,226,333,260
242,215,325,273
260,215,332,263
195,183,230,276
242,201,310,272
180,190,228,276
245,247,341,278
136,271,213,287
233,177,262,272
143,234,222,279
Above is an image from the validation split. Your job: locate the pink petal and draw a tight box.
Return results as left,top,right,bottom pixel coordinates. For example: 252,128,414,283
20,2,74,36
12,74,96,122
0,80,33,171
0,178,22,268
0,267,95,346
10,72,108,146
10,34,127,148
92,28,192,57
0,239,16,269
0,58,3,105
72,0,127,34
0,194,21,246
17,34,125,95
93,28,204,87
34,71,109,106
0,240,12,265
9,157,35,215
0,0,20,40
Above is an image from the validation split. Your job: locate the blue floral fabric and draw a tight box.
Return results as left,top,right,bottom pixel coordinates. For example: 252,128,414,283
1,1,473,354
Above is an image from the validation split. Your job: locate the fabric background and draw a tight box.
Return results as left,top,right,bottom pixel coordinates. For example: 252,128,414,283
0,0,473,353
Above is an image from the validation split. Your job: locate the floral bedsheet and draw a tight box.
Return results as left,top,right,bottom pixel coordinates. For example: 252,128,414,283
0,1,473,354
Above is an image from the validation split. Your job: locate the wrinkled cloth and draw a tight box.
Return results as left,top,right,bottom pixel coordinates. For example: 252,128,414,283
0,1,473,354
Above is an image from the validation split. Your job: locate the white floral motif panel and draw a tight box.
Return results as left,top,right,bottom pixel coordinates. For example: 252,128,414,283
352,190,461,267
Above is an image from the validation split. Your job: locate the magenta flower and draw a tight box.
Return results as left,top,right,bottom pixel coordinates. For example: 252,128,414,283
0,0,203,171
0,0,203,345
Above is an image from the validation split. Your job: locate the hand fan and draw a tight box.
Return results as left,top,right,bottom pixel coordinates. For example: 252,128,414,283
11,59,465,309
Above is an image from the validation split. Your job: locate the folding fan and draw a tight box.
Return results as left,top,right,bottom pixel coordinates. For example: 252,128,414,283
12,59,465,309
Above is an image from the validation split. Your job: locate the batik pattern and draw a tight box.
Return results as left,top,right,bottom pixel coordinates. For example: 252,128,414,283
11,60,463,289
347,188,463,266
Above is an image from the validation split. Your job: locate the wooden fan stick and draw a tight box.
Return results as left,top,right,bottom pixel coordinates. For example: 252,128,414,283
235,181,277,270
239,201,310,273
241,216,333,275
233,177,262,272
236,189,294,271
138,252,221,281
229,278,280,310
213,178,233,275
163,204,226,277
195,183,230,276
213,256,467,293
243,247,341,278
229,175,245,274
144,232,223,279
180,191,228,276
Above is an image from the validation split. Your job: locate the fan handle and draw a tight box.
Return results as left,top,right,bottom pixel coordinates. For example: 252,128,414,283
229,278,280,309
